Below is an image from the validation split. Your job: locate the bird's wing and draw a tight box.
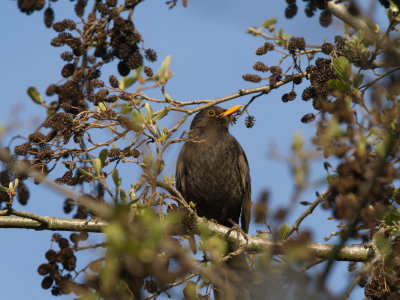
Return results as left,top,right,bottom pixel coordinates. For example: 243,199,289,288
175,145,187,199
238,148,251,233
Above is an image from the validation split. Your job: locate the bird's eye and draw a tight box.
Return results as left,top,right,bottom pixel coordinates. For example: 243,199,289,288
207,110,215,117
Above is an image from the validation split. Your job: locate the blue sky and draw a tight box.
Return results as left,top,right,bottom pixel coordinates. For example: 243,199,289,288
0,1,380,299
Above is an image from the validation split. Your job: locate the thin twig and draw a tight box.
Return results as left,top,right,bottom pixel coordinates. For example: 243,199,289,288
288,190,328,237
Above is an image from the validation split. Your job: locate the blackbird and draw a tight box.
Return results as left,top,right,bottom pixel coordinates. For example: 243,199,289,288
176,105,252,299
175,105,251,233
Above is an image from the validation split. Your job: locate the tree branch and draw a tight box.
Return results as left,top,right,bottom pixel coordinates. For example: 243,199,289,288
326,2,374,41
0,210,372,262
0,213,105,232
288,190,327,237
326,2,400,68
199,216,371,262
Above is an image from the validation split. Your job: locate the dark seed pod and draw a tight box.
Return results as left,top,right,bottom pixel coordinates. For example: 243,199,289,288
35,0,45,11
245,116,255,128
109,75,119,88
61,63,75,78
242,74,262,83
37,263,51,276
301,113,316,123
58,238,69,249
288,37,305,54
118,61,130,76
75,0,87,17
256,42,274,55
293,76,302,85
281,90,296,102
145,280,158,293
253,61,269,72
62,255,77,271
144,49,157,62
319,10,332,27
45,249,58,263
94,44,107,58
17,182,30,205
378,0,390,8
44,7,54,28
269,66,282,75
60,52,74,62
285,4,298,19
70,233,79,244
78,231,88,241
106,0,117,7
41,276,53,290
321,42,334,55
126,52,143,70
144,66,153,77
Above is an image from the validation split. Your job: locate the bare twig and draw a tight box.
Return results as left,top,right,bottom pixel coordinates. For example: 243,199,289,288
288,190,328,237
145,273,198,300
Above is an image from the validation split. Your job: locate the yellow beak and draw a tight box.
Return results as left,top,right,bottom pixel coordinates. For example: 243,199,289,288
219,105,242,117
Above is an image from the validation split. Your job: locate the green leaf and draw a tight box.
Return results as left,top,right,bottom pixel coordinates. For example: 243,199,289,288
154,159,164,175
278,28,291,45
163,92,173,103
142,153,153,168
112,169,121,187
144,102,153,119
389,0,400,12
104,222,125,247
92,158,102,175
183,281,197,299
278,223,291,240
292,132,304,151
327,79,351,92
155,107,170,121
326,117,342,138
0,186,7,192
120,190,127,203
383,207,400,225
131,110,144,124
326,174,338,184
352,73,364,88
373,231,391,257
78,168,95,179
333,56,352,81
119,76,136,90
202,236,227,258
97,102,108,111
27,87,43,104
260,18,277,29
99,149,109,166
256,231,268,239
120,105,132,115
157,55,173,83
133,64,143,81
376,136,390,158
393,188,400,205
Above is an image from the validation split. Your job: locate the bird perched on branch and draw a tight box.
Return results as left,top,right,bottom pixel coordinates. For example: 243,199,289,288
176,105,252,299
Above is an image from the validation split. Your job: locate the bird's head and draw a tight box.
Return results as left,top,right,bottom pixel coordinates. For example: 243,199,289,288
190,105,242,133
190,105,242,129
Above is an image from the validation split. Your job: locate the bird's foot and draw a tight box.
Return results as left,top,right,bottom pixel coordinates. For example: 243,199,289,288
225,219,248,253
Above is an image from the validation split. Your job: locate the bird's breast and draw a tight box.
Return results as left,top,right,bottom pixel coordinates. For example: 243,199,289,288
184,139,243,204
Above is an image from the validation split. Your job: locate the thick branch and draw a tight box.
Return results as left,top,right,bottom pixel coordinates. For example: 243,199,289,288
326,2,373,40
327,1,400,60
198,217,371,262
0,212,371,262
0,214,105,231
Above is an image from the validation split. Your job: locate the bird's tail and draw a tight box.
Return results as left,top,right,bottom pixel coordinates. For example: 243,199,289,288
214,253,252,300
